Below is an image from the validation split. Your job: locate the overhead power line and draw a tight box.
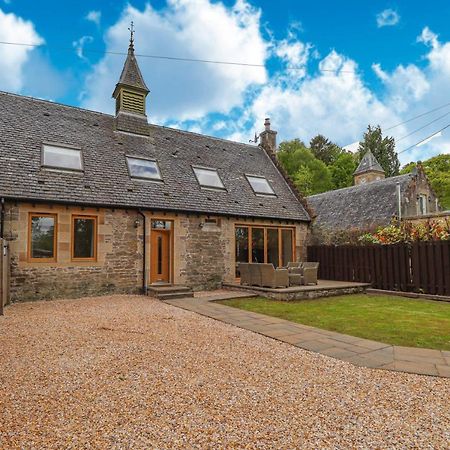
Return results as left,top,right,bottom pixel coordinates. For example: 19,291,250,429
385,101,450,131
0,40,356,73
397,122,450,155
396,110,450,142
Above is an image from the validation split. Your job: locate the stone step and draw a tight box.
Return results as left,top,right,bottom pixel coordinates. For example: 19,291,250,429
157,291,194,301
147,285,194,300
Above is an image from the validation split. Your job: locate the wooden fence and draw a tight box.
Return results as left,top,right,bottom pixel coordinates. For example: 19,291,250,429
0,238,10,314
307,241,450,296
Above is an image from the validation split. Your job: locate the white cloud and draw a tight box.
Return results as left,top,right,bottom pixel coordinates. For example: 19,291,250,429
0,8,43,91
86,10,101,26
79,2,449,165
417,26,438,48
73,35,94,60
372,63,430,107
343,141,360,153
81,0,268,122
240,50,399,151
416,131,441,147
376,9,400,28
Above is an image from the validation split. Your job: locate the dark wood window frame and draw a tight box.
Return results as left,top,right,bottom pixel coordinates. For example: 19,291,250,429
71,215,98,262
28,212,58,262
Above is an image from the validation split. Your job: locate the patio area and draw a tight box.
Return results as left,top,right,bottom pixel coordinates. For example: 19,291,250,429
223,279,369,300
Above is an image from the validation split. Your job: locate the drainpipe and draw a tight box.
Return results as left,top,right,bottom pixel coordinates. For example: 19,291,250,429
0,197,5,239
137,210,147,295
396,182,402,222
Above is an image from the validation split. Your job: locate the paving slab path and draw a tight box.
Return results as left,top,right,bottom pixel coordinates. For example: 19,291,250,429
165,290,450,378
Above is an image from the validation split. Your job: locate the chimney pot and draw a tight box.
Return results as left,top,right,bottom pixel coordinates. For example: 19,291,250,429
264,117,271,131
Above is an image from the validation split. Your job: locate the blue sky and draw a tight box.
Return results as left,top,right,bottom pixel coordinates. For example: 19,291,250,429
1,0,450,164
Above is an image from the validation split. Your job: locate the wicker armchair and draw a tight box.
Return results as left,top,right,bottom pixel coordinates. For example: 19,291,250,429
249,263,262,286
238,263,250,285
259,263,289,288
303,262,319,285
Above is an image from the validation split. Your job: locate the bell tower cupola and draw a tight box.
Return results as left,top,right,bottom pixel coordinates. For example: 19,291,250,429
112,22,150,135
353,150,385,185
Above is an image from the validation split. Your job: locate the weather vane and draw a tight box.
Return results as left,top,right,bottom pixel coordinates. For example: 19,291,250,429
128,21,135,48
249,132,260,144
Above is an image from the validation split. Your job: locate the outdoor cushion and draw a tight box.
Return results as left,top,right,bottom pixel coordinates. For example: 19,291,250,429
288,273,303,286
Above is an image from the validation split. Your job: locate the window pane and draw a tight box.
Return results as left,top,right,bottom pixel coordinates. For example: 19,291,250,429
281,229,293,267
235,227,249,277
193,167,225,189
151,220,171,230
267,228,279,268
43,145,82,171
127,157,162,180
157,236,163,274
251,228,264,263
246,175,275,195
31,216,55,259
73,218,96,259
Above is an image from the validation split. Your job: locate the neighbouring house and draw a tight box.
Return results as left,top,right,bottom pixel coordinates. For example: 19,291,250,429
307,150,442,232
0,35,311,302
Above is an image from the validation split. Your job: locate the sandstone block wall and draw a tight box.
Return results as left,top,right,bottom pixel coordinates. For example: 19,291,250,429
3,202,309,301
4,203,142,302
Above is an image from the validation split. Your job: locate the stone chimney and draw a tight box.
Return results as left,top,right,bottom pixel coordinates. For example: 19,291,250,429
259,118,277,154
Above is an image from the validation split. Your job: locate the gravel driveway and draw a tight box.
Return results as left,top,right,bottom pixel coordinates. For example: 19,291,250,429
0,295,449,448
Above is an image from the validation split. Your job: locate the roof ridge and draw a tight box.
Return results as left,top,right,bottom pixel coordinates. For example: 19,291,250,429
149,123,259,149
0,90,112,118
0,91,258,150
307,173,413,198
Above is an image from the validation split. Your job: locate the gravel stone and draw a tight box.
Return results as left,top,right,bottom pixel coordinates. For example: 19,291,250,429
0,295,449,448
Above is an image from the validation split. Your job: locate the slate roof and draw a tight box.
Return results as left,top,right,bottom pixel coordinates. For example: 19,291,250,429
354,150,384,175
114,42,149,93
307,174,413,230
0,91,310,222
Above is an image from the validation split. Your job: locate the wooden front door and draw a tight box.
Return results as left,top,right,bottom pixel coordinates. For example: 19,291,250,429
150,229,171,283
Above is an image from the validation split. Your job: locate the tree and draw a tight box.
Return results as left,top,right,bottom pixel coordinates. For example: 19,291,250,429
277,139,309,175
330,152,358,190
357,125,400,177
310,134,342,165
277,140,332,195
401,154,450,209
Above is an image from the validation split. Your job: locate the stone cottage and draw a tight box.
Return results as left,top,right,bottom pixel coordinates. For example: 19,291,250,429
0,36,311,302
307,150,442,231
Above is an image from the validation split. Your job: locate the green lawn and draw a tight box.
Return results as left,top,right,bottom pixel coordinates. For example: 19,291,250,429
219,295,450,350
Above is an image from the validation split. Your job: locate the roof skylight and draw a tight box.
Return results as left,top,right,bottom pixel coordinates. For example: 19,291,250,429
42,144,82,171
193,167,225,190
246,175,275,196
127,156,162,181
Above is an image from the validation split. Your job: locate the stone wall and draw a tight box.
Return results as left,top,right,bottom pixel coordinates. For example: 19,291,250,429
3,202,309,301
354,171,385,186
402,169,441,217
4,203,142,302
